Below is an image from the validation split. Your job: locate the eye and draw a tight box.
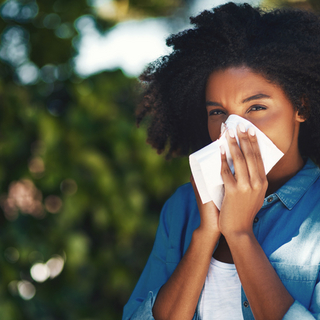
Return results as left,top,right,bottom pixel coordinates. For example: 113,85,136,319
248,105,266,112
208,109,225,116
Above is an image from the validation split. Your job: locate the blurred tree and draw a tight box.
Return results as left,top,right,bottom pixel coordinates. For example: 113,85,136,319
261,0,318,11
0,0,191,319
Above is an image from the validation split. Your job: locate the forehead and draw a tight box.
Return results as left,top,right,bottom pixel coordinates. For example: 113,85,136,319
205,67,283,101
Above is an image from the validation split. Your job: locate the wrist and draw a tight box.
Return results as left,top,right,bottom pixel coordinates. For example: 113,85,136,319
223,229,255,247
220,218,255,240
193,227,220,247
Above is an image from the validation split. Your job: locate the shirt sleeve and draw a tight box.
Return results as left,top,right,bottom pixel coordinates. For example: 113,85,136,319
283,271,320,320
122,198,174,320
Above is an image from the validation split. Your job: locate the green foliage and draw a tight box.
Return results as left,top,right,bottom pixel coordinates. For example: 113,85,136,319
261,0,319,11
0,0,190,318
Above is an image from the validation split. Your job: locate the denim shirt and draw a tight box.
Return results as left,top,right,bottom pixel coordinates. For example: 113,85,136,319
123,158,320,320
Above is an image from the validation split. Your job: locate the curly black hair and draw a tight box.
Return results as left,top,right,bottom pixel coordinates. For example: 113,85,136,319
137,2,320,164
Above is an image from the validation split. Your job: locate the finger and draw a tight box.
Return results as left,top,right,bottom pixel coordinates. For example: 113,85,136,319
220,144,236,186
247,126,266,179
236,124,261,180
225,128,250,184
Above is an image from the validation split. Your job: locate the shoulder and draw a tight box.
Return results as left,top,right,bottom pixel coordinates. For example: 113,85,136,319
160,183,200,248
164,182,197,215
170,182,195,200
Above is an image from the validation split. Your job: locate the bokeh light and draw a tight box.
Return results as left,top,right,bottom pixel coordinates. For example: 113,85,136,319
30,263,50,283
0,179,44,220
28,157,45,177
16,61,39,84
17,281,36,300
8,280,19,296
30,254,65,282
55,22,75,39
60,179,78,195
4,247,20,263
47,255,65,279
43,13,61,29
40,64,57,84
0,0,38,22
0,26,29,67
44,195,62,213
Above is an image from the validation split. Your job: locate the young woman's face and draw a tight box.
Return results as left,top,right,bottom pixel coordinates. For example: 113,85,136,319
205,66,305,157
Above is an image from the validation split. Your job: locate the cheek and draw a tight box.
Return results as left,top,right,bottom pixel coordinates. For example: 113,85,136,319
274,124,297,154
265,127,292,153
255,117,296,153
208,121,222,142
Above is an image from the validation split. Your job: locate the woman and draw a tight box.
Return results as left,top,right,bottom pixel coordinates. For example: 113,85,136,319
123,2,320,319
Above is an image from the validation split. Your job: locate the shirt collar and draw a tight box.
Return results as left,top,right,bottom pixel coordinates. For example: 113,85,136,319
272,158,320,210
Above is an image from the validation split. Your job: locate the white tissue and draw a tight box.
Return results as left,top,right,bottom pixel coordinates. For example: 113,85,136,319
189,115,284,210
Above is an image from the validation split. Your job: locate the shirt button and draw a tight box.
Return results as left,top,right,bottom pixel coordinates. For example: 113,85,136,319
267,197,273,203
243,301,249,308
254,217,259,223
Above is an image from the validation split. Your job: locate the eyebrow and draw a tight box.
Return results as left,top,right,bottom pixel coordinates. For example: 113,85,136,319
205,101,223,107
242,93,271,103
205,93,271,107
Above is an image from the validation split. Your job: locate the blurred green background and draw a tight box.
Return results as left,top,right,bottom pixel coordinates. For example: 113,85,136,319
0,0,317,319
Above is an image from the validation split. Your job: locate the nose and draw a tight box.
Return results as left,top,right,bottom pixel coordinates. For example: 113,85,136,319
226,112,249,124
221,122,226,134
228,111,244,118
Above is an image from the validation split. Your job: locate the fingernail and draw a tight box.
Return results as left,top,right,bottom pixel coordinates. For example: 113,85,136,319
221,122,226,134
220,145,226,155
248,127,256,136
238,123,246,133
228,129,235,138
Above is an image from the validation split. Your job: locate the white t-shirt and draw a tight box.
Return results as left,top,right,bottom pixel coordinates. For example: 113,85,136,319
199,257,244,320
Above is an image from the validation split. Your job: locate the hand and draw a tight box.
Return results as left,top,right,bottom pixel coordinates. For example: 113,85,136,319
219,125,268,237
190,175,220,237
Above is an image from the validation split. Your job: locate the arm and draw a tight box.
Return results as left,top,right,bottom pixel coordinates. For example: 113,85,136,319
123,184,220,320
152,178,220,320
153,228,219,320
219,126,294,320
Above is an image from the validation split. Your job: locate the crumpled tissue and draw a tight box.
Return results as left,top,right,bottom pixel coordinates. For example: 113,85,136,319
189,115,284,210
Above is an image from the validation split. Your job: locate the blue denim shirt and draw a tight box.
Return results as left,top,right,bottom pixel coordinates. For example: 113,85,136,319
123,158,320,320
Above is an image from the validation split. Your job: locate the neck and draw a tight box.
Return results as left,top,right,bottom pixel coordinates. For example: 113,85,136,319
266,152,305,196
